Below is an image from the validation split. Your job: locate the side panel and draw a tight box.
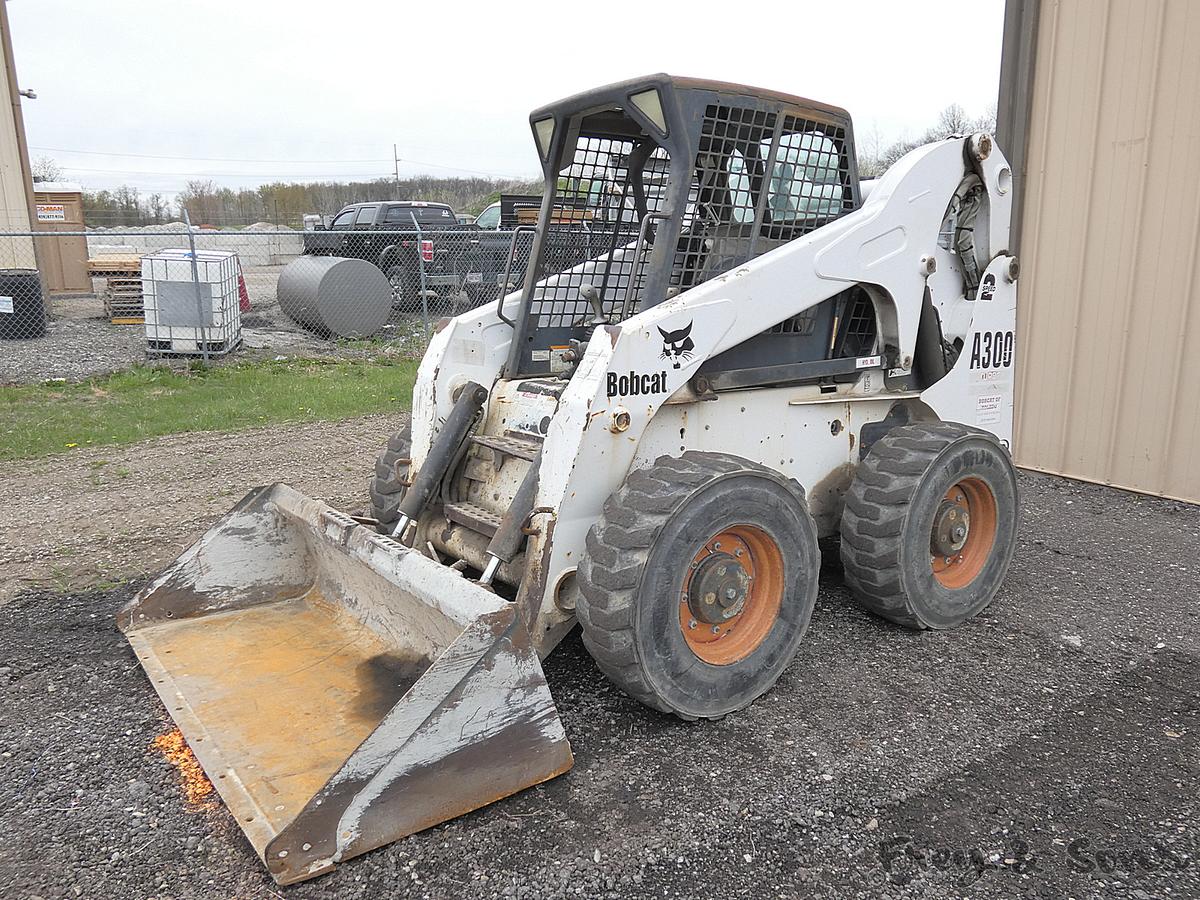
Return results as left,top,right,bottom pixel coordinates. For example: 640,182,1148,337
531,140,1014,640
410,295,517,465
633,388,906,537
921,255,1018,449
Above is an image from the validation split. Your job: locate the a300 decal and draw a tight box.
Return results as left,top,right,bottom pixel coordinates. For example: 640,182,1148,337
970,330,1014,370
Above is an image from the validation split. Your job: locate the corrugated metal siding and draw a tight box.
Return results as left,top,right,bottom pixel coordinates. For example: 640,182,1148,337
0,7,33,264
1015,0,1200,503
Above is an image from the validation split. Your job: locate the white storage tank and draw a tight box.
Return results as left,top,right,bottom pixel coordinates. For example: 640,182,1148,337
142,249,242,356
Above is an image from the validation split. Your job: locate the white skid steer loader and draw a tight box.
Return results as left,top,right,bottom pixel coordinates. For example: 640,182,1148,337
122,74,1020,884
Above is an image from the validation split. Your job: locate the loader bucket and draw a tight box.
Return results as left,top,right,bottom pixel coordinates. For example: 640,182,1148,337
118,483,573,885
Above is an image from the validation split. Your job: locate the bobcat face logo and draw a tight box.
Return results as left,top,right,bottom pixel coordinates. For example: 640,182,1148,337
658,322,695,369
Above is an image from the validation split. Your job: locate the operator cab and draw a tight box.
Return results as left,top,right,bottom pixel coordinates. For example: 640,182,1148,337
506,74,873,383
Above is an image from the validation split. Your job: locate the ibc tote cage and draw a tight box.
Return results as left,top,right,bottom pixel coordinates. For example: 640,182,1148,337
142,248,242,357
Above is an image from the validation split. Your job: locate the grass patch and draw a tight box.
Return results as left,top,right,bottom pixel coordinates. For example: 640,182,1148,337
0,357,417,461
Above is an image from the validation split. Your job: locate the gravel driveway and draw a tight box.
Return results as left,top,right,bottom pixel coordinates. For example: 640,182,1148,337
0,268,434,386
0,430,1196,898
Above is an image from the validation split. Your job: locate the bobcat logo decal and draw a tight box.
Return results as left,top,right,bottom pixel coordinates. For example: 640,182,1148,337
658,321,695,369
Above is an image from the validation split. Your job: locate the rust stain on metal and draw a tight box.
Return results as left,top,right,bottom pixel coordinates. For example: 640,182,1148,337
124,483,574,886
152,728,216,808
135,590,428,835
808,461,857,535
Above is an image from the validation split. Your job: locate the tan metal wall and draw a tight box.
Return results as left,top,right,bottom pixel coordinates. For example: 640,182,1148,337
0,1,33,264
1015,0,1200,503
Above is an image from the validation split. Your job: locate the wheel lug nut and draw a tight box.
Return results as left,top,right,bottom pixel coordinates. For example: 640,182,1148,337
688,619,697,629
711,625,720,634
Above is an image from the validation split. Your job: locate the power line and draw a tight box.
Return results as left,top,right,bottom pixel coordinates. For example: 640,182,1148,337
31,145,390,164
58,164,393,178
34,144,535,181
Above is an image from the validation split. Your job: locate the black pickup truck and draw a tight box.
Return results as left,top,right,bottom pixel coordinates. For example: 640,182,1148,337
302,201,475,307
300,197,611,312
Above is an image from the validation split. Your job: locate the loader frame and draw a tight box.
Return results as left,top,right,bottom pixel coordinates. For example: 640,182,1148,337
123,74,1018,886
413,75,1017,653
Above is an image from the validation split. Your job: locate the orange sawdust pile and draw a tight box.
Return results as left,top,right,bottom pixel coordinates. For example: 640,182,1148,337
152,728,215,806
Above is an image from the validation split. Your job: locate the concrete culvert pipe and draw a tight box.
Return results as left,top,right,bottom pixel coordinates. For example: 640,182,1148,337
277,256,391,339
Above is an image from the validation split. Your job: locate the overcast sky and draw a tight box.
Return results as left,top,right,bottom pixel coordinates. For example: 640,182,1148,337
10,0,1006,197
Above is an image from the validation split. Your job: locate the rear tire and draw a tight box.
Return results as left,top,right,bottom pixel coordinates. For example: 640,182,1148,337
577,452,820,720
368,424,411,533
839,421,1018,629
386,266,415,312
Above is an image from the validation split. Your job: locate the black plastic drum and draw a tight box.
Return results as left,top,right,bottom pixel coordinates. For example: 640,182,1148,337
0,269,46,340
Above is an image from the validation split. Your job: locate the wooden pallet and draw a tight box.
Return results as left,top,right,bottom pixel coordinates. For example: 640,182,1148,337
88,255,142,276
104,280,145,323
91,257,145,324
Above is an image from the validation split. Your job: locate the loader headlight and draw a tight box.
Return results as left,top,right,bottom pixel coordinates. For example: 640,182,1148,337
533,117,556,161
629,88,668,136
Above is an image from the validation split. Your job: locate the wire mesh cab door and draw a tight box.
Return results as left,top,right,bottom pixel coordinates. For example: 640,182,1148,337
678,98,874,389
510,102,679,377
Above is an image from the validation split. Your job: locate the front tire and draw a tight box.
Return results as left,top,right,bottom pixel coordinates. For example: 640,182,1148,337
577,452,820,720
368,424,411,532
839,421,1019,629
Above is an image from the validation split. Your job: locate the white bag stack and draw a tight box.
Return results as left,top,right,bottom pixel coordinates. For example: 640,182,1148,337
142,248,242,356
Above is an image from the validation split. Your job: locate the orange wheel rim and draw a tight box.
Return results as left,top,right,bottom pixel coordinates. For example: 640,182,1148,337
679,524,783,665
930,477,998,589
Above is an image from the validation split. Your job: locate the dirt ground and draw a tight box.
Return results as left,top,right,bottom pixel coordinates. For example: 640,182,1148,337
0,414,396,603
0,422,1198,899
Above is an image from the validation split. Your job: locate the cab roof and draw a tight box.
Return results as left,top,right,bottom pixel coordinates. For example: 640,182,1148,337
529,73,851,128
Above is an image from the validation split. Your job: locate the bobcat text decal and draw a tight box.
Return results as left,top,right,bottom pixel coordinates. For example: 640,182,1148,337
607,370,669,398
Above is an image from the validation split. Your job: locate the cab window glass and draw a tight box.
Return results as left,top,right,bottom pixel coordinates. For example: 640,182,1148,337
330,209,356,230
768,132,842,222
725,150,755,224
354,205,379,225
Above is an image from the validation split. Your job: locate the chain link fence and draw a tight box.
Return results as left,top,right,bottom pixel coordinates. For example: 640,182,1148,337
0,225,545,384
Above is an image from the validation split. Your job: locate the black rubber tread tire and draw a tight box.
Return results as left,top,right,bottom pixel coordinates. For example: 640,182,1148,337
386,265,416,312
368,423,412,532
577,451,820,720
839,421,1019,630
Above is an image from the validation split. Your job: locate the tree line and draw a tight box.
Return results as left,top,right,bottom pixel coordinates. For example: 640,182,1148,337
81,175,542,229
33,103,994,229
856,103,997,177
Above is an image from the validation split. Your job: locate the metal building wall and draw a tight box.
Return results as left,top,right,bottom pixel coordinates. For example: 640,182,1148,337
0,1,34,263
1013,0,1200,503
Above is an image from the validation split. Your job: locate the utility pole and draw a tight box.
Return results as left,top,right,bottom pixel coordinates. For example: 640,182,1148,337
393,143,401,200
